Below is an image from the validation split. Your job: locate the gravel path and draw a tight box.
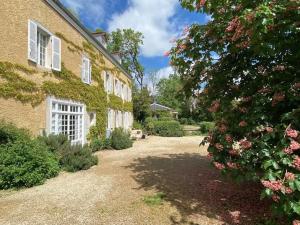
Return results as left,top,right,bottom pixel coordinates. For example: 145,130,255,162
0,136,272,225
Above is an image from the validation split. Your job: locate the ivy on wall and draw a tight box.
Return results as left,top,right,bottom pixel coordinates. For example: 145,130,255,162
0,34,133,139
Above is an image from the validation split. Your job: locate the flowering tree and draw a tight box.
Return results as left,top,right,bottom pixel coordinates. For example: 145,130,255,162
169,0,300,223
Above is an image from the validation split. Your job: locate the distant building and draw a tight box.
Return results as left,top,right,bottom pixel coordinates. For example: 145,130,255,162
150,103,178,119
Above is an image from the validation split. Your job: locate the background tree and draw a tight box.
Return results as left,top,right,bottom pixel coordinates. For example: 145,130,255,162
170,0,300,223
156,74,183,111
108,29,145,89
132,85,152,122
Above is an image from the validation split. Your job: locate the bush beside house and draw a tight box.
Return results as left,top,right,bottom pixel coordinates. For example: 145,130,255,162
0,122,99,189
0,122,60,189
111,128,133,150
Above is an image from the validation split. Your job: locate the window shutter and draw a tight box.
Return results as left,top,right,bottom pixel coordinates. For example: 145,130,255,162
88,60,92,83
52,36,61,71
81,57,86,83
28,20,37,62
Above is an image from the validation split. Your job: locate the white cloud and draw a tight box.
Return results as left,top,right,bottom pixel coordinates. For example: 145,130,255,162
108,0,179,57
61,0,106,27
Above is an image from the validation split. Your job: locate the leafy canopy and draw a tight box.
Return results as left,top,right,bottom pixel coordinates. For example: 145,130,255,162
108,29,145,88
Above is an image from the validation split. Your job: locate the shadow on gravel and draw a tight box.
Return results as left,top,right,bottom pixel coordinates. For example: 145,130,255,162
126,153,273,225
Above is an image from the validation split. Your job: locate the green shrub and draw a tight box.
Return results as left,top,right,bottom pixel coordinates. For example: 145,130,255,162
179,118,188,124
0,139,60,189
59,144,98,172
187,118,196,125
158,117,174,121
37,134,69,152
153,121,184,137
0,121,30,145
90,137,112,152
144,117,157,135
199,122,215,134
133,121,143,130
111,128,133,150
38,134,98,172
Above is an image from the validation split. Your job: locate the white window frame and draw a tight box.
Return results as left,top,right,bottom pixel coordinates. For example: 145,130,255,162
81,55,91,84
28,20,61,71
48,97,85,145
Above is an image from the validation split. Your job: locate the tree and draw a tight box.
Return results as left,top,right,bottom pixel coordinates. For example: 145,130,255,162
132,85,152,122
108,29,145,89
170,0,300,223
156,74,183,111
147,70,160,98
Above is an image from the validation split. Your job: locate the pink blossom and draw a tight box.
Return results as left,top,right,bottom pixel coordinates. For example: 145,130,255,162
283,147,293,154
272,194,280,202
293,156,300,171
207,153,213,160
229,149,239,156
258,87,272,94
293,220,300,225
218,124,227,133
265,127,273,133
294,83,300,89
239,121,247,127
215,143,224,151
286,128,298,139
273,65,285,71
226,17,239,32
227,162,239,169
283,186,294,194
290,140,300,150
208,100,220,113
238,107,247,113
272,92,285,106
240,140,252,149
163,51,170,57
261,180,283,191
225,134,233,143
213,162,225,170
285,172,295,181
242,96,252,102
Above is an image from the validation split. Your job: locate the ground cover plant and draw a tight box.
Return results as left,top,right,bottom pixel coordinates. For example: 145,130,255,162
169,0,300,224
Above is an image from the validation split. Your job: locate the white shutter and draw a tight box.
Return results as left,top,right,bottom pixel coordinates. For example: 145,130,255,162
52,36,61,71
89,60,92,83
28,20,37,62
81,56,91,84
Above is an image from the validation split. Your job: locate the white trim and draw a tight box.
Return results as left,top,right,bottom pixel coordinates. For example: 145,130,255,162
47,96,85,145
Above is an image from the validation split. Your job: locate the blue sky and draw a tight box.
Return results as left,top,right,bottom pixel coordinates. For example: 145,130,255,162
60,0,210,80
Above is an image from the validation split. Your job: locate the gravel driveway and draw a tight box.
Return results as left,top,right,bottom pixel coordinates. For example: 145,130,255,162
0,136,272,225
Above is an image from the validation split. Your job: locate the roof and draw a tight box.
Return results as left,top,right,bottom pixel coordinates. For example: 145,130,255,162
150,103,176,112
44,0,131,79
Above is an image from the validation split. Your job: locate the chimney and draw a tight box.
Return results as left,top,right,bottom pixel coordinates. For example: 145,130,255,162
112,52,122,64
92,31,108,48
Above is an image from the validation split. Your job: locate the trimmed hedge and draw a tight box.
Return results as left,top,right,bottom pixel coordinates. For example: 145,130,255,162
153,121,184,137
111,128,133,150
90,137,112,152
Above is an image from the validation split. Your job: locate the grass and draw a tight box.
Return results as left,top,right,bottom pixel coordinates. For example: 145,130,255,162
142,192,166,206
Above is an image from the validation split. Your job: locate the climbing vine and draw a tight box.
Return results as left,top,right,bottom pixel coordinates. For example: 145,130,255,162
0,34,133,139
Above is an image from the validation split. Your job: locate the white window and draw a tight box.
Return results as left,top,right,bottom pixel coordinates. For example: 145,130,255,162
50,99,84,144
81,56,91,84
107,108,115,129
28,20,61,71
128,88,132,101
105,72,113,93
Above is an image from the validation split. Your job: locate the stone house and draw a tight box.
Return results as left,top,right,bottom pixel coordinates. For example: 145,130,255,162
0,0,133,144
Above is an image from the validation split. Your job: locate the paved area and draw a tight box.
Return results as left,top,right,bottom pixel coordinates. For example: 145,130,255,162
0,136,272,225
